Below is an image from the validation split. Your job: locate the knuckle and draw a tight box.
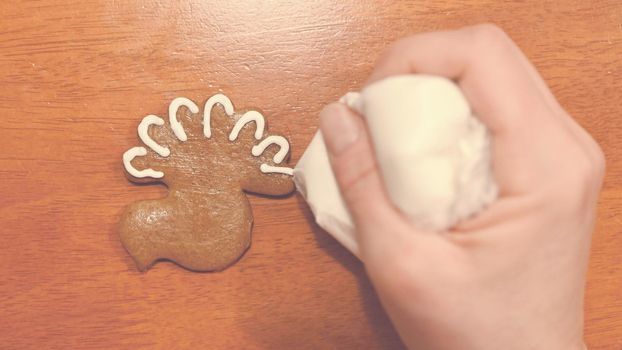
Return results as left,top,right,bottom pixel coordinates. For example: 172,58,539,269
573,146,605,188
377,33,424,67
551,147,603,209
341,169,379,211
573,154,595,185
562,111,607,185
468,23,510,49
377,39,408,66
590,141,607,182
563,151,594,188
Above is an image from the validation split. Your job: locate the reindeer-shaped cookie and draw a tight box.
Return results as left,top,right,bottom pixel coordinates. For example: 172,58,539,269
120,94,294,272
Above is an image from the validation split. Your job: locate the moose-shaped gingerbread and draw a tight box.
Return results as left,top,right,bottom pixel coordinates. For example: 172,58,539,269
120,94,294,271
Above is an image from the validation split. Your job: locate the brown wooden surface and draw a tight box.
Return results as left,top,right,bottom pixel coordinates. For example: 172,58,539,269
1,1,621,349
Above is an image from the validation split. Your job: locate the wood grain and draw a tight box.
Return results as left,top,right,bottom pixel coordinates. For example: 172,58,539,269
1,1,621,349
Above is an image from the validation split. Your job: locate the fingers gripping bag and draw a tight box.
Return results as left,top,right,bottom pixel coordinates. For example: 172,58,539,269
294,75,498,257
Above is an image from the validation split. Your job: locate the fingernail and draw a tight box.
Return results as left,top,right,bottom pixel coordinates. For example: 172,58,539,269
320,104,361,156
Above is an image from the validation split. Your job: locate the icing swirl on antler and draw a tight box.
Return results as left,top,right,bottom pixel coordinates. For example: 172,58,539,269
124,94,293,179
204,94,235,138
138,115,170,157
123,147,164,178
169,97,200,142
251,136,294,176
229,111,265,141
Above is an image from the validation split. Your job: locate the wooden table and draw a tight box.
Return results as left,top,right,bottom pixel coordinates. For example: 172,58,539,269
1,1,621,349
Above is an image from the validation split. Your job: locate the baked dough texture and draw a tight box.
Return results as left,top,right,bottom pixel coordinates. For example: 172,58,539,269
120,95,294,271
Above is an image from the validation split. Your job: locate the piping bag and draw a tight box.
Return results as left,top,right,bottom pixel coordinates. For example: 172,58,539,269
293,75,498,258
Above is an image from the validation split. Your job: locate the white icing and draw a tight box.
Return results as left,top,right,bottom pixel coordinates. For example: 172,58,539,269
346,75,497,231
169,97,199,142
138,115,170,157
126,93,292,179
229,110,265,141
294,75,498,258
251,136,292,176
123,146,164,179
204,93,235,138
252,136,289,163
293,132,358,255
260,164,294,176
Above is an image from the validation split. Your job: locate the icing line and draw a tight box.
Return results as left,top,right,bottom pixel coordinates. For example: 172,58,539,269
138,114,170,157
260,164,294,176
252,135,289,163
251,135,292,176
204,93,235,138
123,146,164,179
169,97,199,142
129,94,292,178
229,110,265,141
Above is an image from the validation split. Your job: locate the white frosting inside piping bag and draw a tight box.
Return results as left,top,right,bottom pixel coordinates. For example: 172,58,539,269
293,132,358,253
294,75,498,257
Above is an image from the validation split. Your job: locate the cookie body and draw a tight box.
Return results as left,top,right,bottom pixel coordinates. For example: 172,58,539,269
120,94,294,271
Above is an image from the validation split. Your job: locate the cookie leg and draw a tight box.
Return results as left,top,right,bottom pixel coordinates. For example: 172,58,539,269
119,199,172,271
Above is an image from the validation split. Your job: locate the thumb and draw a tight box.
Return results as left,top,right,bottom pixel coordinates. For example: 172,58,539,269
319,102,403,238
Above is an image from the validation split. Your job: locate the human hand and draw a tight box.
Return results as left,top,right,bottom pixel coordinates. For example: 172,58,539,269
319,24,604,350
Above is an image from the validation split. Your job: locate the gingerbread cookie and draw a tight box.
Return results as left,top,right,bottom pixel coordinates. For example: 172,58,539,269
120,94,294,272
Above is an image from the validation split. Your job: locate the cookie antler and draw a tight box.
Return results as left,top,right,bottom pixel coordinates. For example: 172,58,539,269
124,97,201,180
169,97,200,141
122,146,164,178
204,94,235,138
123,95,293,180
122,114,169,179
229,110,265,141
138,115,170,157
251,136,293,175
120,93,295,272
